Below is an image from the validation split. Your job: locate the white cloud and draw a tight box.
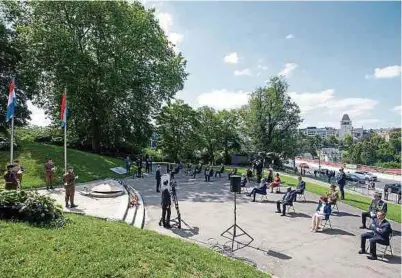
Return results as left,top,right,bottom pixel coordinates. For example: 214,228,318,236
289,89,379,128
286,34,295,39
366,65,401,79
156,11,183,51
223,52,239,64
197,89,250,110
392,105,402,115
279,63,298,77
257,64,268,70
27,101,51,127
234,68,252,76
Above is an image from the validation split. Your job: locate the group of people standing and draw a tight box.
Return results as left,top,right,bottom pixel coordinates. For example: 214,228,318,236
125,155,153,177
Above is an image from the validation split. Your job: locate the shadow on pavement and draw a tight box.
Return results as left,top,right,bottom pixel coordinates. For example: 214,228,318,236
323,228,355,236
172,226,200,238
289,212,311,219
336,211,360,218
266,249,292,260
382,254,402,265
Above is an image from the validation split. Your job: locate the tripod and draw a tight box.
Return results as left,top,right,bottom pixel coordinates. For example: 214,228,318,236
221,190,254,252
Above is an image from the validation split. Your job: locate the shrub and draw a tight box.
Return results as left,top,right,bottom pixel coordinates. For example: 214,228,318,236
0,190,65,227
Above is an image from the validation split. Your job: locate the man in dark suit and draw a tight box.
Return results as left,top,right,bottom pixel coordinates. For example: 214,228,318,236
160,180,172,229
155,165,161,193
246,179,268,202
276,187,295,216
360,192,388,229
293,176,306,202
359,211,392,260
337,168,346,200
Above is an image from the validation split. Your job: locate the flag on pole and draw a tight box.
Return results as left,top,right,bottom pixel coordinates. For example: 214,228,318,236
60,92,67,128
6,78,16,122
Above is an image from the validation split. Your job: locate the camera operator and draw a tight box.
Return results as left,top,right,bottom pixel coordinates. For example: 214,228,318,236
160,179,172,229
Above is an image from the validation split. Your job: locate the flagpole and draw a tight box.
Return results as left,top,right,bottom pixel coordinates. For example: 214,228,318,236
10,116,14,164
64,88,67,174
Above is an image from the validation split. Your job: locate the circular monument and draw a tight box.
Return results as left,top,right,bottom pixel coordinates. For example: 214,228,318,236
88,180,125,198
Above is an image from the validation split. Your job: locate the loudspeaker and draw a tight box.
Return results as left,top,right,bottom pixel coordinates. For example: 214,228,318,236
230,175,242,193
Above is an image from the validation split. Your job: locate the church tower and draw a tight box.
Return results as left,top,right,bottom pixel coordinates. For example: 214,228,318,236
339,114,353,140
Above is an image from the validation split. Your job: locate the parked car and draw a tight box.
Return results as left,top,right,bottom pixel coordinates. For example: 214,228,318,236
345,173,365,184
354,171,377,181
383,183,401,204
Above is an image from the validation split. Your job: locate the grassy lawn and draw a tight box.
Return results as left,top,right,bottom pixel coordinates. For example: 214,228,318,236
0,213,269,278
0,142,128,189
225,167,401,223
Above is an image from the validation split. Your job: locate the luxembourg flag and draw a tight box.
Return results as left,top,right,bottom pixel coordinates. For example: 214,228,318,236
6,78,16,122
60,91,67,128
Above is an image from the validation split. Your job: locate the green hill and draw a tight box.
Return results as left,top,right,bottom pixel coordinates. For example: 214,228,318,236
0,213,268,278
0,142,126,189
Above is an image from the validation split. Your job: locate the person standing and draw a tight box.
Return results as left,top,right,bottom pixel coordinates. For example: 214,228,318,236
62,167,77,208
125,156,131,175
145,156,150,173
3,164,18,190
149,157,153,173
13,160,24,189
155,165,161,192
160,180,172,228
337,168,346,200
45,159,55,190
204,165,210,182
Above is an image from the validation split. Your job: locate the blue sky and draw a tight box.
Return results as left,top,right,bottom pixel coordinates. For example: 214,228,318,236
148,0,401,130
31,1,401,129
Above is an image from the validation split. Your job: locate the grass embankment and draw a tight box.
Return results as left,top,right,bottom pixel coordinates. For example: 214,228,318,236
0,142,127,189
227,167,401,223
0,213,269,278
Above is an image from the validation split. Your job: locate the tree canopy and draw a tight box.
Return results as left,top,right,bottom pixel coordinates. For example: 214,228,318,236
4,1,187,153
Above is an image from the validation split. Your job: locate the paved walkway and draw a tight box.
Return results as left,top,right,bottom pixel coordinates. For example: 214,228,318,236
127,172,401,278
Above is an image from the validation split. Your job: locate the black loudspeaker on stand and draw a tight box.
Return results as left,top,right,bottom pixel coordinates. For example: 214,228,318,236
220,175,254,252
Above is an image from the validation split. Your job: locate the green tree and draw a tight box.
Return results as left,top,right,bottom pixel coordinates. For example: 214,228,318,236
244,76,302,153
343,135,354,151
327,135,339,147
216,109,242,164
197,106,222,163
155,100,199,162
0,14,31,135
11,1,187,153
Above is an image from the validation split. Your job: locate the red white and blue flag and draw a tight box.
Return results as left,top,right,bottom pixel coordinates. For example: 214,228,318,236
60,91,67,128
6,78,16,122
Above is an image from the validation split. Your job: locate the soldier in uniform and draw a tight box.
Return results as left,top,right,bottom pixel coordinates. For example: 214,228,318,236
13,160,24,189
4,164,18,190
62,167,78,208
44,158,55,190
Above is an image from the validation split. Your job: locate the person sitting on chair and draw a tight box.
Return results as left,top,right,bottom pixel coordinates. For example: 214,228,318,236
293,176,306,202
276,187,295,216
214,163,224,177
360,192,387,229
326,184,339,205
311,196,331,232
241,174,247,188
246,168,253,183
359,211,392,260
228,167,237,180
246,178,268,202
269,173,281,193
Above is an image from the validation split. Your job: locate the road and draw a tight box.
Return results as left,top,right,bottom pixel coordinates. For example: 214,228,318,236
292,162,401,203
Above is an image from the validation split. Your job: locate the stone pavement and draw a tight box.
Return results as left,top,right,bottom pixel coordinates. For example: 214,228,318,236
126,172,401,278
38,179,144,228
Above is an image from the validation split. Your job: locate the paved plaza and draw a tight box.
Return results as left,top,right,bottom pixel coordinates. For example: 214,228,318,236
127,171,401,278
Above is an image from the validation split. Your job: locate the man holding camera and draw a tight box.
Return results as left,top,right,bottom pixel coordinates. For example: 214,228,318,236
160,179,172,229
63,166,78,208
